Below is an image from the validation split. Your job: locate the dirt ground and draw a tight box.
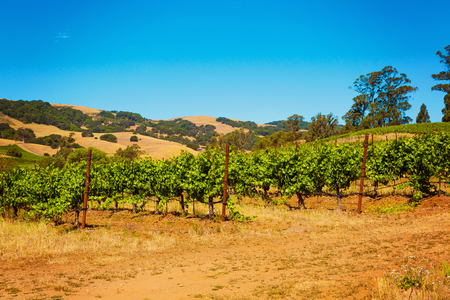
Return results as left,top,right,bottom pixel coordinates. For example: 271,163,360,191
1,195,450,300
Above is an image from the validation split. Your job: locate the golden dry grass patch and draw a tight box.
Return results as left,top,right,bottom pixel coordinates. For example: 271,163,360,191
0,218,176,264
50,103,102,115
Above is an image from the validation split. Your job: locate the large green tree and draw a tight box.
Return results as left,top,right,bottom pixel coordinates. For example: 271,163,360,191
343,66,417,131
431,45,450,122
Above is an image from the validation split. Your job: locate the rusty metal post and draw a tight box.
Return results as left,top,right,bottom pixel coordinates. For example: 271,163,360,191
222,144,229,222
81,149,92,229
358,134,369,214
1,167,3,214
372,134,378,198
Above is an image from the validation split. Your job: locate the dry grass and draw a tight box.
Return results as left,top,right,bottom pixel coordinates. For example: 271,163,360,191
372,258,450,300
0,112,198,158
0,218,175,263
2,197,450,299
50,103,102,116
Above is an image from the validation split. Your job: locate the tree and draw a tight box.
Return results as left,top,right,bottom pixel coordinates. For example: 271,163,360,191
130,135,138,142
115,144,145,160
343,66,417,131
67,147,110,164
431,45,450,122
282,114,304,140
100,133,118,143
305,113,338,142
210,128,253,152
416,104,430,123
13,127,35,143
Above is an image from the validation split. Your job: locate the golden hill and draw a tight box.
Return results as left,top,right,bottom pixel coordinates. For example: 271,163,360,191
0,114,196,159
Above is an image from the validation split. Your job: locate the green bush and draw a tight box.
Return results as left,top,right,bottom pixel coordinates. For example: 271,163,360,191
6,148,22,158
82,131,94,137
99,134,117,143
130,135,138,142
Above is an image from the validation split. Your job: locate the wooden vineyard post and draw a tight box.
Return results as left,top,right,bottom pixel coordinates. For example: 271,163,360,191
372,134,378,198
1,167,3,215
81,149,92,229
358,134,369,214
222,144,229,222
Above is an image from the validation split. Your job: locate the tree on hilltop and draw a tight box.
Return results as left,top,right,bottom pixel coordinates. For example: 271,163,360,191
343,66,417,131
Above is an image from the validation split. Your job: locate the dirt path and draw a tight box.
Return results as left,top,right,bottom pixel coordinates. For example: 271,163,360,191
1,202,450,300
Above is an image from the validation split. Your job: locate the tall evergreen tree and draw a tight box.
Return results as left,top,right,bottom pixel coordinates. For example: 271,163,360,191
416,104,430,123
343,66,417,131
431,45,450,122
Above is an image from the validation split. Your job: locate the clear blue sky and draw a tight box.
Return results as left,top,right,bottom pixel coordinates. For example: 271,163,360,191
1,0,449,124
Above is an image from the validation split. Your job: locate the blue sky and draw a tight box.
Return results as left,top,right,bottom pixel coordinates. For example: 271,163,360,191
1,0,449,124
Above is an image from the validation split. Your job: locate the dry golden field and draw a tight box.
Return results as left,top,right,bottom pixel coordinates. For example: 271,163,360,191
1,195,449,300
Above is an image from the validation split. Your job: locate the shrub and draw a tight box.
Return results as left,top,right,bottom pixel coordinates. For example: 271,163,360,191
130,135,138,142
6,148,22,158
82,131,94,137
100,134,117,143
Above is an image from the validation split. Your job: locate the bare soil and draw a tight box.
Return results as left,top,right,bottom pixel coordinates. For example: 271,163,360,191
1,196,450,300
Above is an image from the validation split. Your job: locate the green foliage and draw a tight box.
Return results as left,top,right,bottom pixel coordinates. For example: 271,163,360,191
100,134,118,143
390,266,425,290
367,201,414,215
282,114,304,140
210,128,253,151
98,110,115,119
252,131,295,150
324,122,450,142
6,147,22,158
0,144,44,167
416,103,430,123
67,147,110,164
81,131,94,137
0,99,90,129
114,144,145,160
130,135,138,142
145,118,215,147
304,113,339,142
3,132,450,221
343,66,417,131
431,45,450,122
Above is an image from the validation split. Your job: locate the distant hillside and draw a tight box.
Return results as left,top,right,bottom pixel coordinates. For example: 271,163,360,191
1,98,300,155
